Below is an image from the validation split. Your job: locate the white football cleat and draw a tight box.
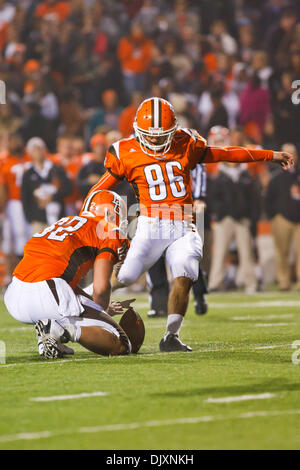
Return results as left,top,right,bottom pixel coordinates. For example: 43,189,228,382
35,320,75,359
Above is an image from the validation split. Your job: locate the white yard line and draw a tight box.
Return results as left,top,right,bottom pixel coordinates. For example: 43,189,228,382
0,327,33,332
210,301,300,308
132,302,149,308
254,323,295,327
1,409,300,444
231,314,294,321
145,323,168,329
205,393,276,404
30,391,108,402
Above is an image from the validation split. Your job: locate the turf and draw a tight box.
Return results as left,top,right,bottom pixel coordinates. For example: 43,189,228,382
0,291,300,450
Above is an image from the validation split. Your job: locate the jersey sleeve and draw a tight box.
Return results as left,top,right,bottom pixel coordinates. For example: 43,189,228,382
185,131,208,170
95,238,128,264
104,145,125,181
197,146,274,164
80,170,119,214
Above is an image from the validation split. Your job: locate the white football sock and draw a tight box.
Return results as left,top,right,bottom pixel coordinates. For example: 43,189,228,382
55,318,80,342
165,314,183,338
69,316,120,341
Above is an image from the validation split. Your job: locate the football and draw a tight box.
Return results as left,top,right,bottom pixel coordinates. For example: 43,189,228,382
119,307,145,354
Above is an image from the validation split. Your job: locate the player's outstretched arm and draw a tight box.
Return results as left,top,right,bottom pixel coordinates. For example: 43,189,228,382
202,146,295,170
92,257,114,310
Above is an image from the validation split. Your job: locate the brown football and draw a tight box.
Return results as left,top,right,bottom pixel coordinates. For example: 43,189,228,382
119,307,145,354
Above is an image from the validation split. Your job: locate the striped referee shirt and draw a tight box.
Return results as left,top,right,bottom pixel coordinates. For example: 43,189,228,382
191,163,207,200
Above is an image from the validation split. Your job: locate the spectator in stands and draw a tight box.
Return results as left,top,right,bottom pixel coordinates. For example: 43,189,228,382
19,100,50,147
88,89,122,137
59,88,87,136
208,162,259,293
70,41,101,109
22,137,71,234
118,21,153,96
163,38,193,86
199,84,229,133
77,133,107,199
265,7,298,67
51,135,82,215
119,91,143,138
209,19,238,56
34,0,70,23
250,50,273,87
239,74,271,132
271,70,300,146
0,102,21,138
237,18,255,64
265,143,300,290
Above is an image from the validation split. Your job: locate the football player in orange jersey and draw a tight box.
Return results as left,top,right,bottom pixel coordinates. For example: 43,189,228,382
4,190,144,359
0,134,32,286
81,97,294,352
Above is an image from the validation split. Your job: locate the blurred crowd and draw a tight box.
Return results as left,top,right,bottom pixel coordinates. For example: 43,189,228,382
0,0,300,292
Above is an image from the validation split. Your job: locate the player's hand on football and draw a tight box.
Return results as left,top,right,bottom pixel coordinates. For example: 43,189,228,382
107,299,136,316
118,298,136,309
272,151,295,170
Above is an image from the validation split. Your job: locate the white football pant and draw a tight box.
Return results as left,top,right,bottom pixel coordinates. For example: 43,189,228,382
118,216,203,285
4,276,120,338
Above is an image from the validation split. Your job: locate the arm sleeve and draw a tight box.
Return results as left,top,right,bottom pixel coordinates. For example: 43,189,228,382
85,170,120,193
95,247,118,263
104,147,125,181
198,146,274,165
95,237,127,263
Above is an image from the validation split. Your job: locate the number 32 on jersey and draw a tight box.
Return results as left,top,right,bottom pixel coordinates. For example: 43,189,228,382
144,161,186,201
33,216,88,242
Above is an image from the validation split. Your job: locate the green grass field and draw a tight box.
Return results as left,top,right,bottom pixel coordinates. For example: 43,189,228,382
0,291,300,450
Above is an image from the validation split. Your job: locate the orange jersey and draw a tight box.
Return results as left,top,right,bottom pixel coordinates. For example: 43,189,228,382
85,128,274,219
0,154,31,200
35,1,70,21
118,36,153,74
14,215,128,289
105,129,208,218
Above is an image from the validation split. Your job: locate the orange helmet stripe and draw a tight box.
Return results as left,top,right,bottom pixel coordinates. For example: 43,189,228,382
82,190,102,213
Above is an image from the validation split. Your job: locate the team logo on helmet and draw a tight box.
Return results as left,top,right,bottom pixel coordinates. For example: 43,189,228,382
81,190,128,238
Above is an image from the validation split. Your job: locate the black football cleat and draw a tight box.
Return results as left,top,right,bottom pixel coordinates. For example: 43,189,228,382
159,334,192,352
194,295,208,315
